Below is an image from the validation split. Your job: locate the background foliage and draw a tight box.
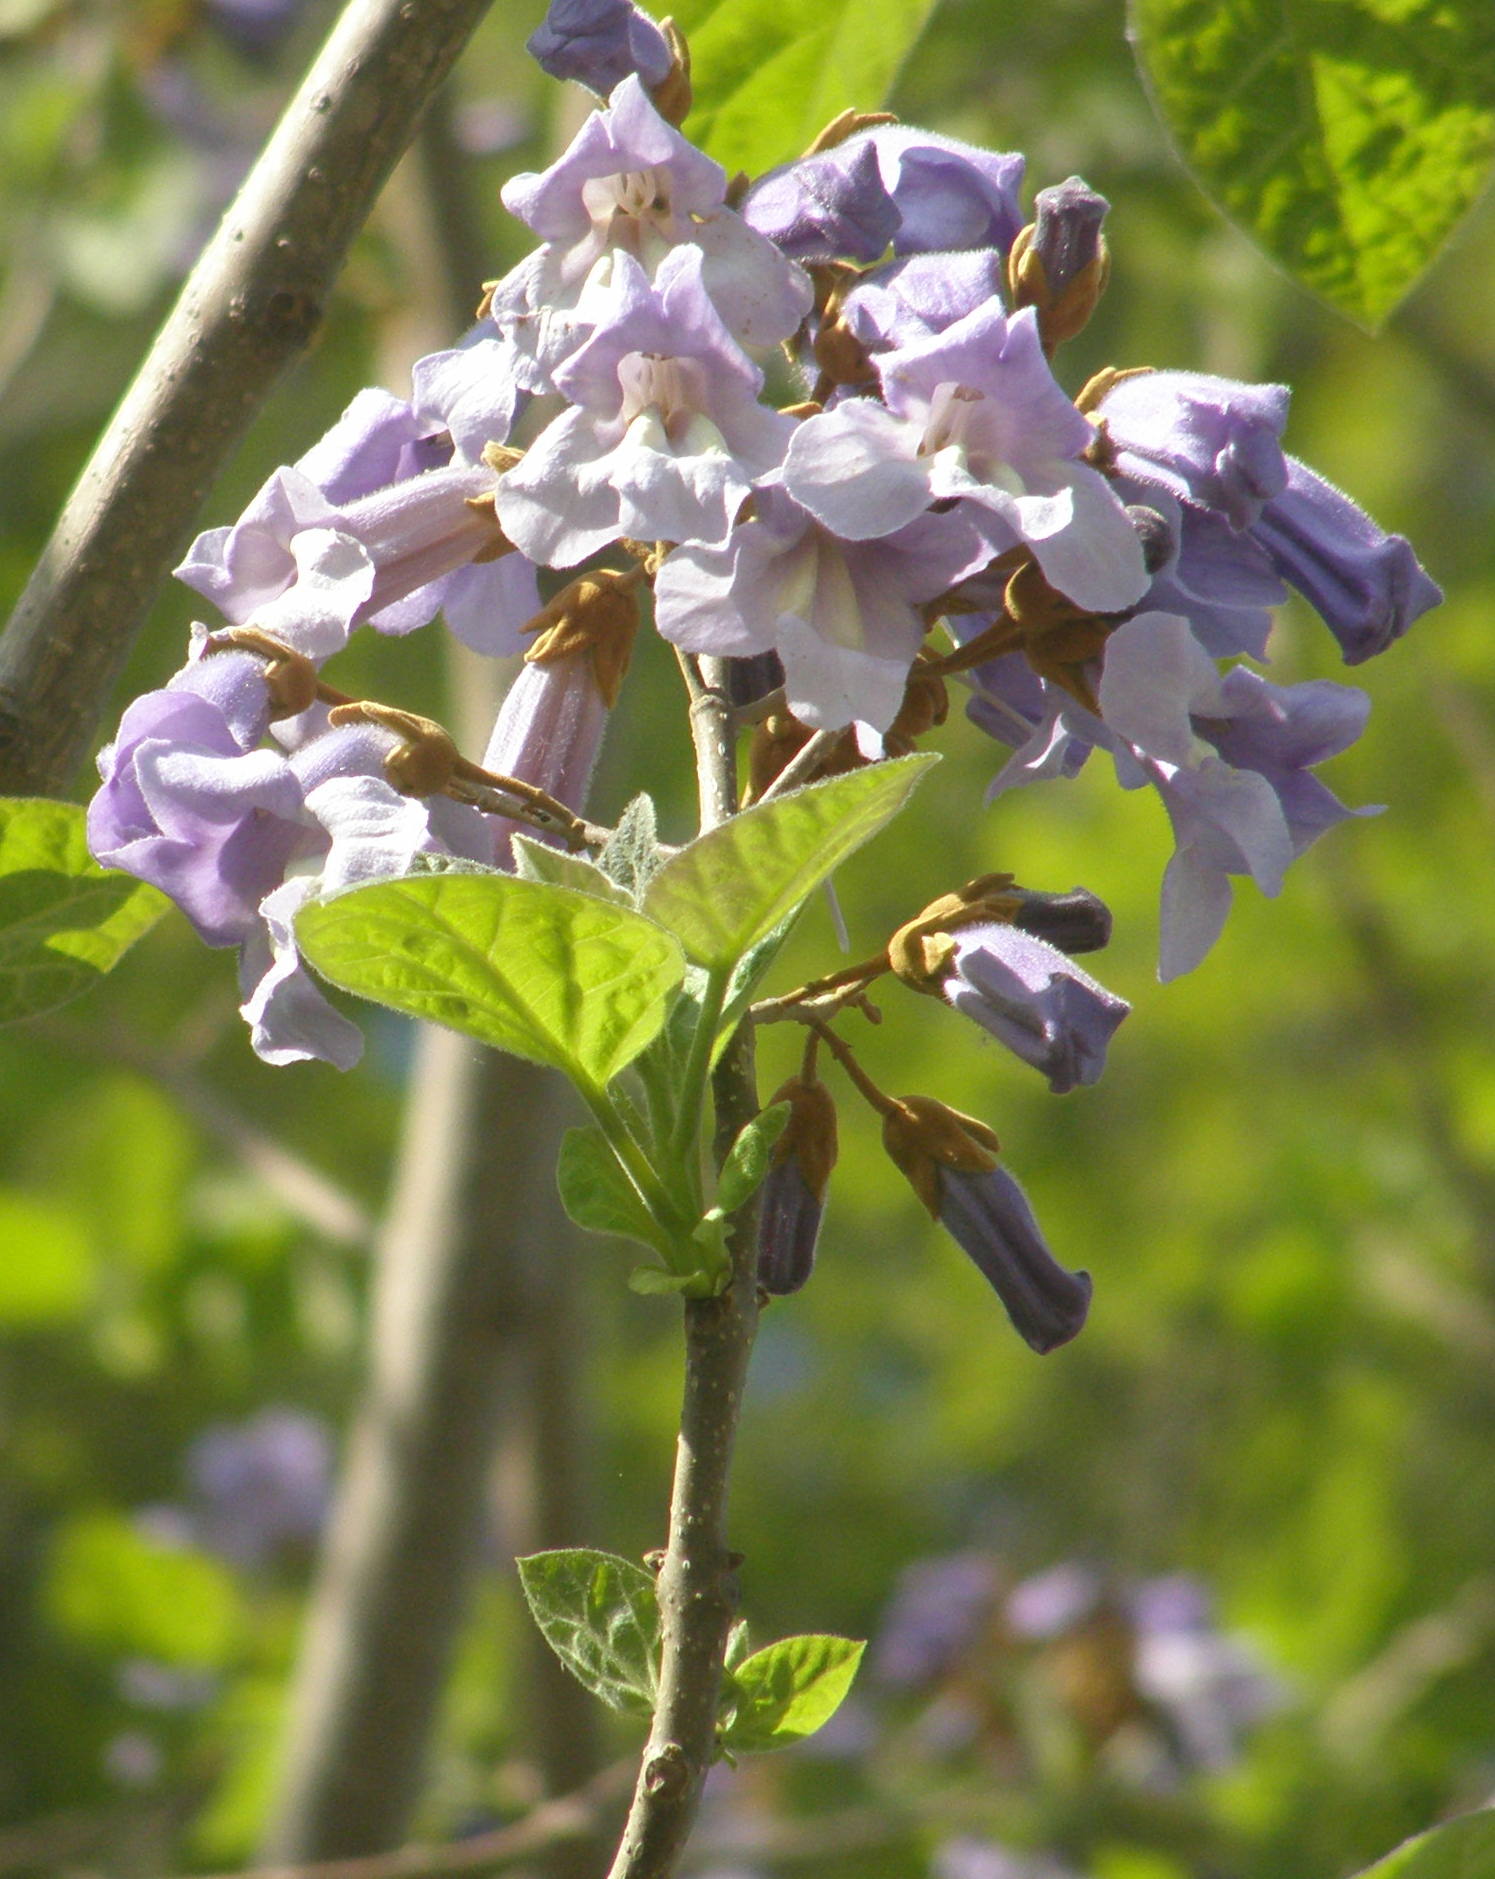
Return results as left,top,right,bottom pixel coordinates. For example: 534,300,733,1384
0,0,1492,1873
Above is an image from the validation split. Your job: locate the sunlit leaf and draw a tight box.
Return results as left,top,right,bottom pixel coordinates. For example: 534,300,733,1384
511,836,631,905
643,756,937,971
295,873,685,1091
0,798,166,1027
1350,1809,1495,1878
721,1633,865,1751
516,1548,660,1716
0,1190,93,1323
556,1126,664,1250
715,1102,791,1215
671,0,940,176
1131,0,1495,326
46,1511,243,1668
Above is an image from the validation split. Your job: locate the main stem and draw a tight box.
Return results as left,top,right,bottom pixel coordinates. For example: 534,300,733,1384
0,0,495,796
605,658,761,1879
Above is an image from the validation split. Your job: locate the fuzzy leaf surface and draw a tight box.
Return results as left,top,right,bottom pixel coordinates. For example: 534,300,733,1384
516,1549,661,1716
0,798,165,1027
295,874,684,1089
1131,0,1495,326
722,1634,866,1751
643,756,937,971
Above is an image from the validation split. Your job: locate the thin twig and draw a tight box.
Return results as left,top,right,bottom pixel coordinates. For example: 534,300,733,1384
755,727,844,802
604,660,763,1879
194,1760,632,1879
0,0,497,797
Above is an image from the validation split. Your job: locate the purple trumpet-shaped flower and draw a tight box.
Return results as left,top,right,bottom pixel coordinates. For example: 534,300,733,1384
178,450,540,659
854,125,1026,257
755,1075,838,1296
1251,457,1442,663
88,645,307,948
781,302,1147,613
838,247,1009,359
187,1408,331,1568
493,75,811,377
883,1096,1091,1352
742,136,902,264
939,923,1129,1094
1096,369,1290,532
872,1550,1001,1689
526,0,673,95
482,571,639,865
497,247,793,566
1096,611,1372,979
654,485,988,731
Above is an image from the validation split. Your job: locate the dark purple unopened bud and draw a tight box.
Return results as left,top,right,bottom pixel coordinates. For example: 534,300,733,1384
526,0,672,94
1030,177,1109,299
882,1096,1090,1353
939,1165,1092,1353
1008,176,1110,347
1010,886,1112,955
742,138,901,264
756,1076,837,1296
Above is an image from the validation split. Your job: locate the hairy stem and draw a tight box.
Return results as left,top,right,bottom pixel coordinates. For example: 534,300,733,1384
0,0,495,796
604,657,762,1879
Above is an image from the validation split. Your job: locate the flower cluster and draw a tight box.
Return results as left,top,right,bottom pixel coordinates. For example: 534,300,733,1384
88,0,1439,1348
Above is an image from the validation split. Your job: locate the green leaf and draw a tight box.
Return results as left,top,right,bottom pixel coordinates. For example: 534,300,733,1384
716,1103,791,1215
46,1511,243,1668
597,793,662,901
627,1264,702,1295
1130,0,1495,327
644,756,937,971
671,0,940,177
1348,1810,1495,1879
0,798,166,1027
516,1548,661,1716
295,873,685,1091
722,1634,866,1751
557,1126,665,1250
511,835,631,905
0,1191,94,1323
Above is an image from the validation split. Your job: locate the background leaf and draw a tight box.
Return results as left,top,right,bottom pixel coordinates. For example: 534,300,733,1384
643,757,937,971
0,798,165,1027
556,1127,665,1250
670,0,941,175
516,1549,661,1717
1350,1809,1495,1878
295,873,685,1090
722,1633,866,1751
1130,0,1495,327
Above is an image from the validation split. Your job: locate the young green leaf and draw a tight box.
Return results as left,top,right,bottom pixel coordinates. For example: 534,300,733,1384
556,1126,666,1251
1131,0,1495,328
1348,1809,1495,1879
644,756,937,971
516,1549,661,1717
670,0,940,176
721,1634,866,1752
597,793,662,901
715,1102,791,1216
295,873,685,1090
511,835,631,906
0,798,166,1028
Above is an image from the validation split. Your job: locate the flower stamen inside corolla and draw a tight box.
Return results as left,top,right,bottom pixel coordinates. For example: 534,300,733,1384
583,167,676,262
616,352,725,452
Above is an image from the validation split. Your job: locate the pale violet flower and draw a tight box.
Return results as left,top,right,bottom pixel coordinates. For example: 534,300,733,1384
1096,612,1371,979
654,487,987,731
781,302,1148,613
941,923,1129,1093
1097,369,1290,531
492,74,811,382
496,247,792,566
526,0,672,95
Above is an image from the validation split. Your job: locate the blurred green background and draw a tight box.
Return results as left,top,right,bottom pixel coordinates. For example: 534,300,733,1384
1,1,1492,1874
